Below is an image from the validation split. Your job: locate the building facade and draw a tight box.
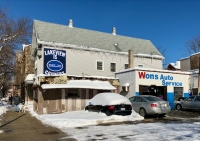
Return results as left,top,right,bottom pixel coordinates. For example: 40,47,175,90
30,20,164,114
115,67,200,109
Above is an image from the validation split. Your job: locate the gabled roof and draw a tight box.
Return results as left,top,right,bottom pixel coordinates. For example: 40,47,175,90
33,20,162,57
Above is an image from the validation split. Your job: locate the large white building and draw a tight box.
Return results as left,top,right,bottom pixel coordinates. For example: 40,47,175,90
30,19,164,114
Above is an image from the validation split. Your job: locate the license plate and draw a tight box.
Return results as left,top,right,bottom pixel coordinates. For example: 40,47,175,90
162,104,167,107
121,108,125,110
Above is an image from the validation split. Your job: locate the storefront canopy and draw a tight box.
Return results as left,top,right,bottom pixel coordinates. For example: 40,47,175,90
41,80,116,90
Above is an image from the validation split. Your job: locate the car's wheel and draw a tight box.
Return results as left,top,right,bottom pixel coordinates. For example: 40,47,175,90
176,104,182,111
159,114,166,117
105,110,112,116
139,108,147,117
85,106,90,111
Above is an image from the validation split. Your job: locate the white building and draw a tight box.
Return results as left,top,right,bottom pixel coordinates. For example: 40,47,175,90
115,67,198,109
30,19,164,114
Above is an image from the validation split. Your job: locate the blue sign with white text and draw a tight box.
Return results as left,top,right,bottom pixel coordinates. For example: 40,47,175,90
44,48,66,75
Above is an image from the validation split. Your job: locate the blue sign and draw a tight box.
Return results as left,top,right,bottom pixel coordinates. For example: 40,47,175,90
44,48,66,75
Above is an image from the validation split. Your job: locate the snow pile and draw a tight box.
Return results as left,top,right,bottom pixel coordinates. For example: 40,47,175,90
0,100,7,117
29,105,143,128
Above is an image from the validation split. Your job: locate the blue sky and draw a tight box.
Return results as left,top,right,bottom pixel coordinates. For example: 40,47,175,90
1,0,200,66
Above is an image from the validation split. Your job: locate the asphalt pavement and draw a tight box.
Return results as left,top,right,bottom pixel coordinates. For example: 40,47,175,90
0,108,200,141
0,109,76,141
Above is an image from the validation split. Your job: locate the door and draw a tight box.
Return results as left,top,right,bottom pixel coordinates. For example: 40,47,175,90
191,96,200,110
130,96,142,113
182,96,195,109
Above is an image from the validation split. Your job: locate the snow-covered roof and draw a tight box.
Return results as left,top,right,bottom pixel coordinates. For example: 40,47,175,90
25,74,35,84
167,61,180,69
179,52,200,60
41,80,116,90
22,44,31,51
33,20,163,58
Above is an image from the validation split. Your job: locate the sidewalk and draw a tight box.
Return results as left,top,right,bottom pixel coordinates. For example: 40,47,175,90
0,108,76,141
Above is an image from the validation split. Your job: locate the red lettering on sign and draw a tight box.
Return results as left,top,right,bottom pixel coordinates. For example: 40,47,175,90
138,72,146,79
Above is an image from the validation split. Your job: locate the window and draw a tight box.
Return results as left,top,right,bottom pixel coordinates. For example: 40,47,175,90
96,61,103,71
129,97,135,102
135,97,142,102
195,96,200,101
65,89,79,98
110,63,116,72
174,87,183,101
185,96,195,101
124,64,128,69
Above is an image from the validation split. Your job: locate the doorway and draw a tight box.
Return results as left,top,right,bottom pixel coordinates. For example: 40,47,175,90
139,85,167,101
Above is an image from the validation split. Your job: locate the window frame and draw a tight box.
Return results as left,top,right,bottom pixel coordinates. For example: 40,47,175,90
124,64,128,69
96,60,104,71
110,62,116,72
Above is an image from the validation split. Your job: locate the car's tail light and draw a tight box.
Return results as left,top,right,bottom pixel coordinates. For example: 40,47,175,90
150,103,157,107
108,105,114,110
129,105,132,109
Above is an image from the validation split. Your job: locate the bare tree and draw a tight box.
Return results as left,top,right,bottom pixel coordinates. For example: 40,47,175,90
0,6,32,96
185,36,200,55
157,45,167,57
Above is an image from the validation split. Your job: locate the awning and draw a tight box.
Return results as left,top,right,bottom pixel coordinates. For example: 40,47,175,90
25,74,35,84
41,80,116,90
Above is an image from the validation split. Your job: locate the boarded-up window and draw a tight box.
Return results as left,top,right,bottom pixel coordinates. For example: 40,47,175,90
65,89,79,98
110,63,116,72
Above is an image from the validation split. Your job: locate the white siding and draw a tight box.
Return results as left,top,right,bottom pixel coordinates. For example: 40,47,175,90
37,47,163,77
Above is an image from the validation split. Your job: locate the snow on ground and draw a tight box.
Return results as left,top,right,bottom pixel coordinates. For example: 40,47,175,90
0,100,10,117
29,105,143,128
28,105,200,141
1,103,200,140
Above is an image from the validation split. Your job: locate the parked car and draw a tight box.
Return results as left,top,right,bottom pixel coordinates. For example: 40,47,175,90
85,92,132,116
174,97,185,109
175,95,200,111
129,95,171,117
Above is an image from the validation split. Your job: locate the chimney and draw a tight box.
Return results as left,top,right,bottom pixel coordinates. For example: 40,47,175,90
128,50,134,68
68,19,73,27
112,27,116,35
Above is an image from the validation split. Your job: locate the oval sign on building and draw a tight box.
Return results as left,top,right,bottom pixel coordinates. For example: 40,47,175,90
44,48,66,75
47,60,63,71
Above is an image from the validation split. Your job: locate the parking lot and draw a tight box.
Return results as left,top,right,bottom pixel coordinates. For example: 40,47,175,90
140,109,200,124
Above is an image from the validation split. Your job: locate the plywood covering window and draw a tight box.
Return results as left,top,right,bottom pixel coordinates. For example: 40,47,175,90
96,61,103,71
110,63,116,72
65,89,79,98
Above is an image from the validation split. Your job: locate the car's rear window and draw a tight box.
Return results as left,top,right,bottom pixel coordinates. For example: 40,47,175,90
145,96,163,101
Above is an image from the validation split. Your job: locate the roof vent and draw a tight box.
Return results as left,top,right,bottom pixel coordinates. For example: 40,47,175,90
68,19,73,27
112,27,116,35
